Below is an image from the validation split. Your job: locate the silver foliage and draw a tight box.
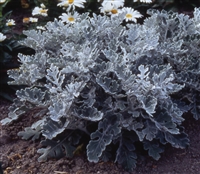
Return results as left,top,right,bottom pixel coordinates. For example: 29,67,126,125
2,9,200,170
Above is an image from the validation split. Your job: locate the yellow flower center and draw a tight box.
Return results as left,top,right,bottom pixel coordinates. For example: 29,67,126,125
68,17,75,22
23,17,30,23
7,22,13,26
68,0,74,4
111,9,118,14
40,9,47,13
126,14,133,19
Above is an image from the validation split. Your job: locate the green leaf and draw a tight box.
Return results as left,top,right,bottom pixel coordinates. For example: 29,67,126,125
115,131,138,172
87,114,120,163
190,93,200,120
143,140,164,160
164,128,189,148
142,120,158,141
42,117,69,140
37,131,81,162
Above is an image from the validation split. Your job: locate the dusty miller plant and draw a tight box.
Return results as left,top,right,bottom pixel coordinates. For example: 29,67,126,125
1,8,200,171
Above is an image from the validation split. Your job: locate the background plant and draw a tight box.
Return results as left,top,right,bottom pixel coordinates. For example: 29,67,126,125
0,0,34,101
0,0,11,17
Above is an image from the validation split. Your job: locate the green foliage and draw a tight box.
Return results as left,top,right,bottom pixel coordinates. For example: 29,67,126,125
0,0,11,17
0,11,18,101
0,8,34,101
152,0,200,12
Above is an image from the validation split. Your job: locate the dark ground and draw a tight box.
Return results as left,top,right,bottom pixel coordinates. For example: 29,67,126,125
1,2,200,174
0,99,200,174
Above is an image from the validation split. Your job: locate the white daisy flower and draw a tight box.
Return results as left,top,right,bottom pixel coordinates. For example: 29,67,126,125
29,17,38,23
32,7,48,17
0,32,6,42
6,19,15,26
57,0,86,11
0,0,6,3
102,0,124,8
57,0,68,7
36,26,46,30
133,0,152,3
122,7,143,22
100,3,121,17
59,12,80,23
100,2,114,14
40,3,46,8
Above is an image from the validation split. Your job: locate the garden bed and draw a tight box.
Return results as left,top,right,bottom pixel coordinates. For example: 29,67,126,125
0,99,200,174
1,1,200,174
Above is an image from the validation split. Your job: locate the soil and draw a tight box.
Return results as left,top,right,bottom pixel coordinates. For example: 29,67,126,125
1,2,200,174
0,98,200,174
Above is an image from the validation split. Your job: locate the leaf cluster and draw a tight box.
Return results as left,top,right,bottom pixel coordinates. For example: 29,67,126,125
1,8,200,171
